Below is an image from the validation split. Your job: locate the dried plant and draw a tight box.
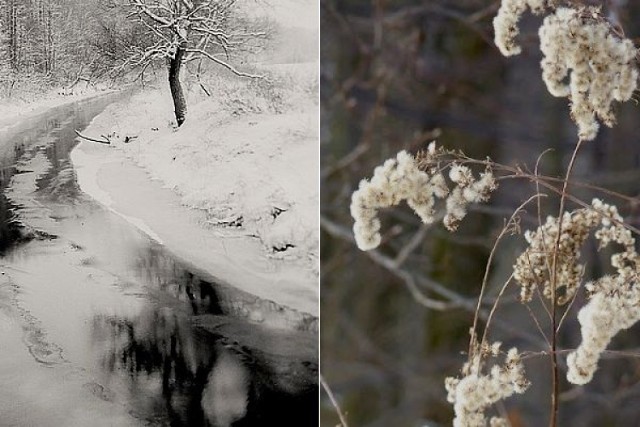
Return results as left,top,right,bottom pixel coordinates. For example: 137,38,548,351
496,2,638,140
350,143,496,250
344,0,640,426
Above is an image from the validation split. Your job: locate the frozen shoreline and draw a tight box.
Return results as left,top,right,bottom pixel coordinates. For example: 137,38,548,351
68,59,319,318
70,138,318,316
0,87,117,133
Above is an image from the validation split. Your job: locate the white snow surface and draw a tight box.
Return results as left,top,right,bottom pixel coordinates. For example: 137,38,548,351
71,0,318,316
71,42,318,317
78,65,318,261
71,137,318,316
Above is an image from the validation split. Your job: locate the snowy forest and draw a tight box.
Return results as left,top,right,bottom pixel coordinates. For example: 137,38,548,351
0,0,128,94
0,0,274,121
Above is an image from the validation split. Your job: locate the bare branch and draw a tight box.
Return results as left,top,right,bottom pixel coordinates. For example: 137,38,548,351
75,130,110,145
130,0,172,27
184,48,262,78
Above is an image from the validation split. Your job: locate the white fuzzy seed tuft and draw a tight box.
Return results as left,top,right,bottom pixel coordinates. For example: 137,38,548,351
350,146,498,250
494,0,548,56
445,345,529,427
539,7,638,140
566,199,640,385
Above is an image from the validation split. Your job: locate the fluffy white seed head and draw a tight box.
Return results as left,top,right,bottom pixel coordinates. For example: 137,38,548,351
350,147,498,250
565,200,640,385
445,345,529,426
450,165,474,187
495,3,638,140
494,0,549,56
513,198,640,385
539,7,638,140
513,203,603,305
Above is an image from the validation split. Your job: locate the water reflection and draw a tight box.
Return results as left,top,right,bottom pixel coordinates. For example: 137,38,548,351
0,96,122,255
93,305,318,426
132,242,318,332
105,243,319,426
133,244,224,317
0,197,25,254
203,351,249,426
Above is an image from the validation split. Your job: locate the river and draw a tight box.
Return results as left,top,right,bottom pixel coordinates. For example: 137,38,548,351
0,94,318,426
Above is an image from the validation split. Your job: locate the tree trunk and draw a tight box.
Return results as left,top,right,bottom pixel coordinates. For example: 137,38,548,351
9,0,19,71
169,41,187,127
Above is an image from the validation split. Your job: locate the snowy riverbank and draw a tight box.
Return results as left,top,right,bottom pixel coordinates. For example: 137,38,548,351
79,65,318,262
70,70,318,317
68,0,318,316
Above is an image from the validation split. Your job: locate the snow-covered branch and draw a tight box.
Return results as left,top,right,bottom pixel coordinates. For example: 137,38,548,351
184,48,262,78
130,0,173,27
125,0,266,65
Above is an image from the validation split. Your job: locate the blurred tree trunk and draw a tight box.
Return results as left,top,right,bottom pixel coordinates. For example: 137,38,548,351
44,2,55,74
8,0,20,71
169,40,188,127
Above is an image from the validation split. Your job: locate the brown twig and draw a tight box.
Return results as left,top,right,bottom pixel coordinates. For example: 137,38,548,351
548,139,584,427
472,195,542,360
74,129,110,145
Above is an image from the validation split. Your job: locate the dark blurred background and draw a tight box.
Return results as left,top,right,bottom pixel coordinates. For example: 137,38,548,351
320,1,640,426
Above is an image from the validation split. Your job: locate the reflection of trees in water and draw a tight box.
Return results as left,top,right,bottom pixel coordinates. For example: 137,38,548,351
94,309,218,425
0,121,56,253
35,114,91,201
0,196,25,254
0,100,118,253
132,244,319,332
93,307,318,426
132,245,224,316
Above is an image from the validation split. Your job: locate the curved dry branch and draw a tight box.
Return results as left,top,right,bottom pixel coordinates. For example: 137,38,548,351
74,130,110,145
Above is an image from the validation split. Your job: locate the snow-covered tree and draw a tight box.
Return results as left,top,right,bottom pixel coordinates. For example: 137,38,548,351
124,0,268,126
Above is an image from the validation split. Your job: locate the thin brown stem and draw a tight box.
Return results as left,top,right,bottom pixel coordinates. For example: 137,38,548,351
548,139,584,427
522,348,640,361
525,303,552,347
470,195,541,360
457,154,639,204
556,266,584,334
481,272,514,345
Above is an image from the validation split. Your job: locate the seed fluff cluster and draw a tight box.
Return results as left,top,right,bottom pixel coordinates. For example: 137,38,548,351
494,2,639,141
566,199,640,385
493,0,548,56
539,7,638,140
350,143,497,251
513,198,640,385
513,205,601,305
445,342,529,427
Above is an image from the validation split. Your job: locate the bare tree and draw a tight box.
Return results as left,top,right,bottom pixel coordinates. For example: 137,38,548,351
125,0,267,126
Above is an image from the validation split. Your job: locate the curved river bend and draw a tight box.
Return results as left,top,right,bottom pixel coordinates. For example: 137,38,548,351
0,95,318,426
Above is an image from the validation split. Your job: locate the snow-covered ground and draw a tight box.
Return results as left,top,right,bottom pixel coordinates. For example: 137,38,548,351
71,1,319,315
79,66,318,264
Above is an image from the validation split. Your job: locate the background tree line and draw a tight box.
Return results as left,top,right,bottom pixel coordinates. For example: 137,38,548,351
0,0,131,95
0,0,265,118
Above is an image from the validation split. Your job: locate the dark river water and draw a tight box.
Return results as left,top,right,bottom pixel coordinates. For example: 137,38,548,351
0,95,318,426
